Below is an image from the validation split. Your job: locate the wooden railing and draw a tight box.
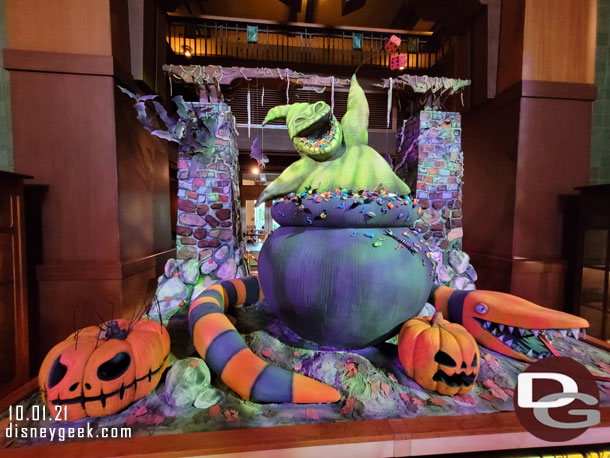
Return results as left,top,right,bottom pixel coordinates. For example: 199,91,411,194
167,14,451,71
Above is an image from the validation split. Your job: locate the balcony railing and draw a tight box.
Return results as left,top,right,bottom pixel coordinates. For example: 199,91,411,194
167,14,451,71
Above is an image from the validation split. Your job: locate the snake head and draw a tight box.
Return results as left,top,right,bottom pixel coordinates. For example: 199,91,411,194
263,101,343,161
433,287,590,362
456,289,589,362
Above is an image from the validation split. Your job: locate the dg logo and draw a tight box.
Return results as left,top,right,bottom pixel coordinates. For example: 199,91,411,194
514,356,600,441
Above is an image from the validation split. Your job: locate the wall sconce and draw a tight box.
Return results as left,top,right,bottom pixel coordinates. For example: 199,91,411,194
183,45,193,58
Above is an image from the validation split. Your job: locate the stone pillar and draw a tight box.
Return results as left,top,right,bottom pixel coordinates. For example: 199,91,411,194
408,110,464,251
175,103,246,281
403,110,476,290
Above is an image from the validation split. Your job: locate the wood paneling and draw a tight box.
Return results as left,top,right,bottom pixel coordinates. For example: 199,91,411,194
514,94,592,259
462,85,521,260
37,279,123,354
521,79,597,100
0,378,37,414
10,70,121,263
0,172,30,397
467,251,514,294
121,249,175,278
128,0,168,93
6,42,173,364
2,49,114,77
495,0,596,93
467,252,568,309
470,8,489,106
241,185,268,203
496,0,525,93
109,0,132,73
511,259,567,310
36,262,122,281
482,0,502,99
121,267,163,316
5,0,175,366
463,80,593,308
128,0,146,81
114,85,172,262
35,251,173,355
5,0,112,56
571,185,610,339
0,247,17,385
522,0,597,84
463,0,597,305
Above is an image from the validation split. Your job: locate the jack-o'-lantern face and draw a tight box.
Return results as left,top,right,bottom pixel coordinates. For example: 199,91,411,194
398,312,480,396
39,318,170,421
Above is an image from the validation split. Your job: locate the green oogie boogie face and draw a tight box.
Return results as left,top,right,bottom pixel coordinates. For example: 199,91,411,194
265,100,343,161
257,75,411,205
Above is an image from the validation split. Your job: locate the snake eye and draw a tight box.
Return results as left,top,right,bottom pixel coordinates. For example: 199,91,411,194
475,303,488,315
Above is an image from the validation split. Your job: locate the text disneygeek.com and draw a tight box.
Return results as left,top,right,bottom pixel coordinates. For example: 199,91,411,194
5,423,132,441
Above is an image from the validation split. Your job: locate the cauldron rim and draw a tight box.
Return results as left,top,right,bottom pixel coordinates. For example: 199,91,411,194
270,191,420,228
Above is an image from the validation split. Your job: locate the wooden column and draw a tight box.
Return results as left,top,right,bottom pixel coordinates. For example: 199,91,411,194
0,171,30,398
462,0,597,310
3,0,173,366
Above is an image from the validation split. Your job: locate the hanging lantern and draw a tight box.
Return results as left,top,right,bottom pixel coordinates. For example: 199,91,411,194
390,54,407,71
385,34,401,53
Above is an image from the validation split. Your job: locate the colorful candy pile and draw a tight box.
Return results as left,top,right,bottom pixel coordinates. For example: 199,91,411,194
272,187,422,215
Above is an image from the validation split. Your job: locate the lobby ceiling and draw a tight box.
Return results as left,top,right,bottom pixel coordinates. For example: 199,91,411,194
168,0,483,32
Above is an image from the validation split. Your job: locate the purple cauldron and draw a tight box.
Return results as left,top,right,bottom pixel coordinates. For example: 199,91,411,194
258,193,434,348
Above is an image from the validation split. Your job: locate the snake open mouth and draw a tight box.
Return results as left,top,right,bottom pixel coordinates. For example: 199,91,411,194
294,115,339,159
474,318,585,360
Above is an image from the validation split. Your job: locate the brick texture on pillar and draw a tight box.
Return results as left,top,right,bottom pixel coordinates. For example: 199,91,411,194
407,110,464,251
175,103,246,281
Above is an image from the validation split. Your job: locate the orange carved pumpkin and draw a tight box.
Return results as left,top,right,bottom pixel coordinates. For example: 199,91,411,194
398,311,480,396
39,318,170,421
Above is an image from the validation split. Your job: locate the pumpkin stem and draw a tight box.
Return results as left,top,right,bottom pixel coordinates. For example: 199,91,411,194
105,320,128,340
431,311,445,327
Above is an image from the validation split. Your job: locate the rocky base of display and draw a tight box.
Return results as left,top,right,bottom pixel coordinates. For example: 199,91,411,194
431,248,477,290
5,299,609,449
155,258,246,322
